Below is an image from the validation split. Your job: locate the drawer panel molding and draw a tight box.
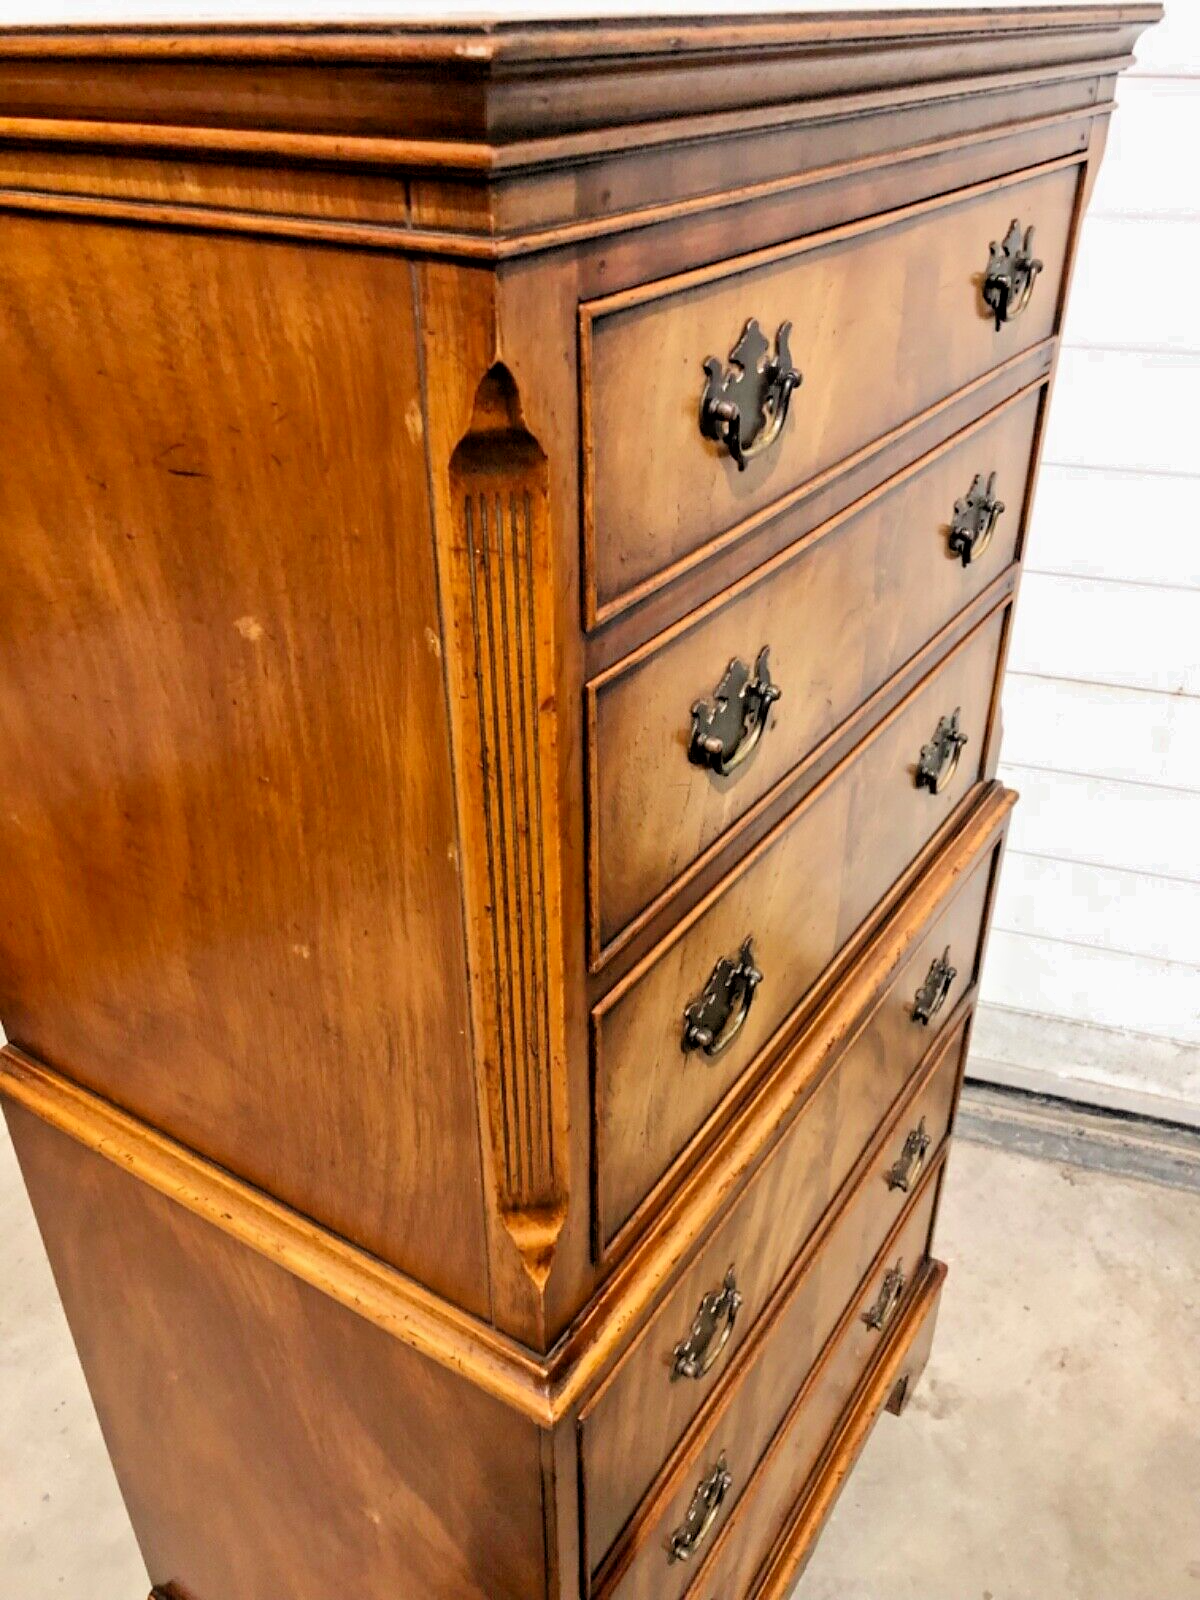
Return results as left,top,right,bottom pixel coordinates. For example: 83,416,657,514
697,1259,949,1600
582,158,1081,622
588,383,1042,956
582,1001,977,1573
592,599,1011,1249
591,1121,952,1600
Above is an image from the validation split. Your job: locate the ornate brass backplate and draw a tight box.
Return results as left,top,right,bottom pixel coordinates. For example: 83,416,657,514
699,319,802,470
948,470,1005,566
688,647,781,777
667,1453,733,1563
982,218,1043,331
682,938,763,1059
671,1267,744,1382
885,1118,932,1194
912,947,957,1025
915,708,968,795
862,1262,907,1332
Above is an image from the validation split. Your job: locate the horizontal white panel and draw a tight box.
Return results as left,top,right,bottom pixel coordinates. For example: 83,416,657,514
980,929,1200,1043
997,764,1200,883
993,851,1200,965
1006,573,1200,695
1026,465,1200,590
970,1004,1200,1123
999,675,1200,789
1092,78,1200,219
1042,347,1200,475
1063,215,1200,352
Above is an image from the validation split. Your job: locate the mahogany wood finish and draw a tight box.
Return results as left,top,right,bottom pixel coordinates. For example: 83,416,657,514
590,386,1042,949
580,846,997,1562
594,600,1007,1247
0,216,491,1312
698,1257,950,1600
0,10,1156,1600
5,1099,548,1600
582,161,1077,618
587,1019,967,1581
600,1163,946,1600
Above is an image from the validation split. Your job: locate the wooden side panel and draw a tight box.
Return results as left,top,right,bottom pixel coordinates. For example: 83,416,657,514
3,1099,547,1600
0,215,490,1311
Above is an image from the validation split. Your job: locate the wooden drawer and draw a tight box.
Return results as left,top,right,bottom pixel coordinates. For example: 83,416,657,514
699,1262,948,1600
591,1068,953,1600
589,384,1040,951
580,832,998,1568
582,160,1078,621
594,599,1007,1247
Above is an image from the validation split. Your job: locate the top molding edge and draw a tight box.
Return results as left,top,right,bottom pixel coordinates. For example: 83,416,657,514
0,8,1165,62
0,7,1162,153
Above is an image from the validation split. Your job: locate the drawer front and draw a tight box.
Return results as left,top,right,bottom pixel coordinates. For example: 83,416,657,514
581,837,998,1568
698,1263,948,1600
583,160,1077,619
594,600,1006,1246
593,1086,952,1600
590,385,1040,949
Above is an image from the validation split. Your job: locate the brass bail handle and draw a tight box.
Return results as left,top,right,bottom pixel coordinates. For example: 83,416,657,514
700,318,802,470
667,1453,734,1563
682,938,763,1060
671,1267,743,1382
862,1262,907,1333
982,218,1043,332
689,646,782,777
948,470,1005,566
885,1117,932,1194
915,708,968,795
912,947,957,1025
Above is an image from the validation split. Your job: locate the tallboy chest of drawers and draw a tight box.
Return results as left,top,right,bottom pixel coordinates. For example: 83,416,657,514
0,9,1158,1599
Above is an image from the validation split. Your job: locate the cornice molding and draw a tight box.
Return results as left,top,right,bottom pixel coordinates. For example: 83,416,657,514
0,7,1159,153
0,8,1164,63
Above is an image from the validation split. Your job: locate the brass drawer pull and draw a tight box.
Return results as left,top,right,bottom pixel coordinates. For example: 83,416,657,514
700,318,802,471
682,938,762,1059
885,1117,931,1194
671,1268,743,1382
862,1262,907,1333
915,708,967,795
689,648,781,776
982,218,1043,331
949,471,1005,566
912,947,957,1025
667,1453,733,1563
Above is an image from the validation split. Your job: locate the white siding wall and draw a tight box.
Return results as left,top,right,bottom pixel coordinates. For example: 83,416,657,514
972,2,1200,1125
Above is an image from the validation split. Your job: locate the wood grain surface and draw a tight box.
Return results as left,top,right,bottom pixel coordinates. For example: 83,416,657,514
0,215,491,1310
0,11,1158,1596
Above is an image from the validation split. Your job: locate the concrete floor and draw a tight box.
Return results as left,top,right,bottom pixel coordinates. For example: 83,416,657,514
2,1118,1198,1600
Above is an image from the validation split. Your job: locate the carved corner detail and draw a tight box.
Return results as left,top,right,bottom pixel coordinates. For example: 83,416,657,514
448,366,567,1289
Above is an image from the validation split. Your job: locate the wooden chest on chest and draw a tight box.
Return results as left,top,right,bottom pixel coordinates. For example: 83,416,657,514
0,8,1159,1597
